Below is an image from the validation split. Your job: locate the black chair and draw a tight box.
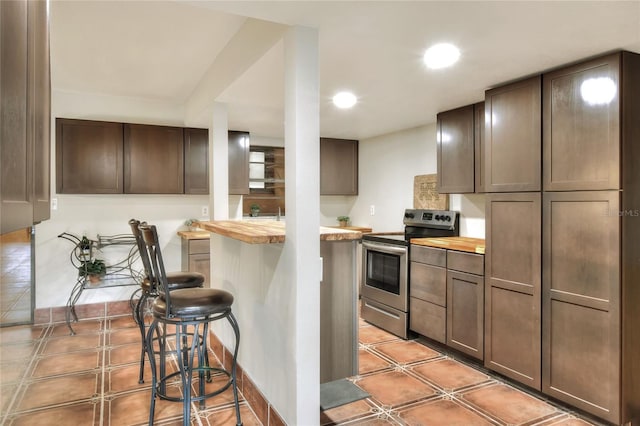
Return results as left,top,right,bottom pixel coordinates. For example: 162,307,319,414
139,223,242,426
128,219,205,384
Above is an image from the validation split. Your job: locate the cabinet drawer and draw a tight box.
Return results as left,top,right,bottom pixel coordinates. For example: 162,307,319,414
411,245,446,267
410,262,446,306
447,251,484,275
188,239,209,254
410,297,446,344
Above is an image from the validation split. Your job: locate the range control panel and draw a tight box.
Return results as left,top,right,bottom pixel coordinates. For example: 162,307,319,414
403,209,459,229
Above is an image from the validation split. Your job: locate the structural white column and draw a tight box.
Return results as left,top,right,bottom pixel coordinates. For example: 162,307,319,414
283,25,320,425
210,102,229,220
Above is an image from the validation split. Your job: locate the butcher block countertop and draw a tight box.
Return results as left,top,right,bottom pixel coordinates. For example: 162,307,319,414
411,236,486,254
176,230,210,240
196,220,363,244
328,226,373,233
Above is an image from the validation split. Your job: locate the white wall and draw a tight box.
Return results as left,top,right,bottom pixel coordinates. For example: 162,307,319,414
35,90,210,309
348,123,485,236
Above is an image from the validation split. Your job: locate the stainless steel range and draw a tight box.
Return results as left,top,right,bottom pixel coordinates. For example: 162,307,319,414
360,209,459,338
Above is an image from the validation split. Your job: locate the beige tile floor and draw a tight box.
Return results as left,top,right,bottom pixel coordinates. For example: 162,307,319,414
1,311,606,426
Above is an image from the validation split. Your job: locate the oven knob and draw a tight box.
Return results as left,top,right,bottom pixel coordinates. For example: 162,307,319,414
405,212,414,219
445,215,451,221
435,215,441,221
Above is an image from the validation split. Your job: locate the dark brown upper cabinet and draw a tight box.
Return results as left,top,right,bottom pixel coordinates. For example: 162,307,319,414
474,102,485,193
30,0,51,224
124,124,184,194
437,104,475,193
228,130,250,195
184,128,209,194
484,76,541,192
320,138,358,195
543,53,622,191
1,0,51,234
56,119,124,194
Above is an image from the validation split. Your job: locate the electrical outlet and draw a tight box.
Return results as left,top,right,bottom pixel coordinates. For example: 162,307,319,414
370,205,375,216
201,206,209,217
51,198,58,210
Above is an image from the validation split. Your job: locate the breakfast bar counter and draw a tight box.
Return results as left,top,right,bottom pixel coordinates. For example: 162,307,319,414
196,220,363,244
202,218,360,400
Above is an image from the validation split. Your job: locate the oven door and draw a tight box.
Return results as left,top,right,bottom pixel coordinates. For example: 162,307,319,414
361,240,408,312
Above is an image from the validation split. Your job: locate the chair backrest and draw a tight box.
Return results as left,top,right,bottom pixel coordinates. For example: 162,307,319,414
138,223,174,316
128,219,155,287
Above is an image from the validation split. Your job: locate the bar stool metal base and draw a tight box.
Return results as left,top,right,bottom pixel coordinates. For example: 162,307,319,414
146,310,242,426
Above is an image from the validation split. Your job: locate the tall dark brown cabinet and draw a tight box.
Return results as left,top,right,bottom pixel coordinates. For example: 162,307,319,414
1,0,50,234
483,74,543,391
541,51,640,425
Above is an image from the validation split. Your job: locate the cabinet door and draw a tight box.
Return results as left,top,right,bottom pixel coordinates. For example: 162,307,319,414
447,270,483,360
485,76,541,192
29,0,51,224
474,102,485,193
56,119,123,194
124,124,184,194
184,128,208,194
1,0,32,233
542,191,620,423
437,105,474,193
320,138,358,195
228,130,249,195
543,53,620,191
485,192,541,390
410,262,446,306
188,253,210,288
410,297,446,344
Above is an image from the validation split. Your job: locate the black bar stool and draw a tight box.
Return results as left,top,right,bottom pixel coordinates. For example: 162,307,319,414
139,223,242,426
129,219,206,384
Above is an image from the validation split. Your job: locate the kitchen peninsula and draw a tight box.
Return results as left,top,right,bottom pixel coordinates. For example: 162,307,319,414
196,219,362,414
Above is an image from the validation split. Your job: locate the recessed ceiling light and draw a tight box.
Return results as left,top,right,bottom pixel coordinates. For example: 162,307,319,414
423,43,460,69
332,91,357,109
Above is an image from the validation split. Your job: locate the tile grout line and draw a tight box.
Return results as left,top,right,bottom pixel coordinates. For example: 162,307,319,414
100,317,107,426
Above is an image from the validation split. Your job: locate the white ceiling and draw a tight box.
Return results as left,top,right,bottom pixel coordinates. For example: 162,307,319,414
50,1,640,140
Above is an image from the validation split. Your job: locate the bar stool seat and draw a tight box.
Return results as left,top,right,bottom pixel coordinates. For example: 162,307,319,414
140,272,205,293
139,223,242,426
152,288,233,317
129,219,205,384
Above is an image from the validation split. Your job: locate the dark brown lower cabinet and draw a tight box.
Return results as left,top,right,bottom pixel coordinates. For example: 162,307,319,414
447,250,484,360
410,246,447,344
542,191,622,423
485,192,541,390
181,237,210,288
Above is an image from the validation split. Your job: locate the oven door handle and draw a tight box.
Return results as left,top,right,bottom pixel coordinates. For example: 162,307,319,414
362,241,408,255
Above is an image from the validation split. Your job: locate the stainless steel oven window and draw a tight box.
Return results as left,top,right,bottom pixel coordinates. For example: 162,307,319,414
366,249,400,294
